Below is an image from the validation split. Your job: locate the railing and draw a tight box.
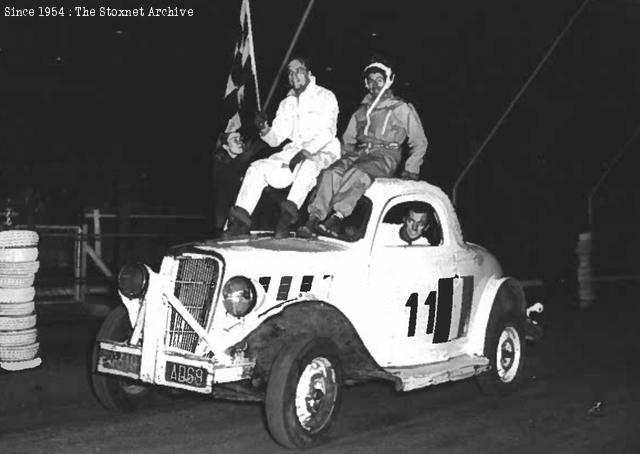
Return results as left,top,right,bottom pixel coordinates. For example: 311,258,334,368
18,209,211,304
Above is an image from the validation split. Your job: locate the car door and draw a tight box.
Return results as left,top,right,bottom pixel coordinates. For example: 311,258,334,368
368,196,471,367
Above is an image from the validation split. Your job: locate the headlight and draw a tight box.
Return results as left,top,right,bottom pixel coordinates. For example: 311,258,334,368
222,276,256,318
118,263,149,299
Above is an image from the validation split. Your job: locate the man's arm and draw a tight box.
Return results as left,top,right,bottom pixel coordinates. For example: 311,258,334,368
402,103,428,176
341,112,358,155
261,99,293,148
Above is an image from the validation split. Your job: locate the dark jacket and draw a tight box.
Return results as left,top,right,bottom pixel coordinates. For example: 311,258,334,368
212,140,268,225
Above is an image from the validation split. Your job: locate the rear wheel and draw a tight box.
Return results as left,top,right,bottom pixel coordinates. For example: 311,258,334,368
91,305,153,412
476,312,526,394
265,336,342,449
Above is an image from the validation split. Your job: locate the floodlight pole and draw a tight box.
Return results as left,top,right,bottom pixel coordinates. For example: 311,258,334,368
452,0,591,206
263,0,315,111
587,123,640,230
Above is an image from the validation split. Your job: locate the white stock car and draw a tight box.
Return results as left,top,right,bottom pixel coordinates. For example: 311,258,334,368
92,179,541,449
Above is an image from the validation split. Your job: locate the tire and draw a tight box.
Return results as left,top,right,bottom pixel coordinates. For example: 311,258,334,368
91,305,152,412
0,247,38,262
0,286,36,303
0,274,36,288
0,342,39,361
0,301,35,316
0,261,39,275
0,313,36,330
0,230,39,248
265,336,342,449
0,327,37,346
476,312,527,395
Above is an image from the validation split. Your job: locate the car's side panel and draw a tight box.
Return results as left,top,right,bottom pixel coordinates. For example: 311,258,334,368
363,192,478,367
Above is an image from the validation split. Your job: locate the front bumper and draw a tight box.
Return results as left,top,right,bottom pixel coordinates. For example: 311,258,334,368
96,340,254,394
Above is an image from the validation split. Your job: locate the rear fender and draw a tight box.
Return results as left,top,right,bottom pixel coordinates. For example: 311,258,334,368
467,276,527,355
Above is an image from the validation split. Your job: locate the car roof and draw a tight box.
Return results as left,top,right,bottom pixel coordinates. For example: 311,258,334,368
364,178,451,203
365,178,464,246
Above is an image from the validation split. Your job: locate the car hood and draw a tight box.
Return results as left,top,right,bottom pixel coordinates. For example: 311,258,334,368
168,236,355,278
180,236,352,256
188,236,351,254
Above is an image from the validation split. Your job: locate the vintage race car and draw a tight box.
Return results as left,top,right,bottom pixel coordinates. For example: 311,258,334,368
91,179,542,449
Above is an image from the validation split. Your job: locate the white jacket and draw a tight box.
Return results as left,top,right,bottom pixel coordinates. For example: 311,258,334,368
262,76,340,170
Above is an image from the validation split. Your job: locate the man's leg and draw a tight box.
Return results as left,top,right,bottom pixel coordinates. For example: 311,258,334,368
297,155,358,238
275,160,320,239
330,152,399,219
234,158,273,215
287,159,321,209
307,154,358,220
223,158,272,237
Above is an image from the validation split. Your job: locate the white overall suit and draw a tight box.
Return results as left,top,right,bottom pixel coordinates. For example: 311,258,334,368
234,76,340,215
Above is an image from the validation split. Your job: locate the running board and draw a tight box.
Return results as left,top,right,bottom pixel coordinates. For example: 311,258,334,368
385,354,490,392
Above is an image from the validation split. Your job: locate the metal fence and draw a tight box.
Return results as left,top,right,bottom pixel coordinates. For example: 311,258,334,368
22,210,210,304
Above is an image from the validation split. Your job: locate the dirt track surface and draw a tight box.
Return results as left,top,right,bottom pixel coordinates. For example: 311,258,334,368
1,283,640,453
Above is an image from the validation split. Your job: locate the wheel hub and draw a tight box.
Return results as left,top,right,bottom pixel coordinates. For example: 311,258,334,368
295,357,338,433
496,326,521,383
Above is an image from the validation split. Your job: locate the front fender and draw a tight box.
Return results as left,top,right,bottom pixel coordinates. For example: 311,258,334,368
467,276,527,355
230,301,391,385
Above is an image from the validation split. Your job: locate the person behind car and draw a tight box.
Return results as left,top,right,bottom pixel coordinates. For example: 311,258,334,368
223,56,341,239
212,130,260,232
298,55,429,239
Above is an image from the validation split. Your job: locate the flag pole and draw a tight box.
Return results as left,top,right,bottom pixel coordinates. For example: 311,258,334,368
245,0,261,111
263,0,315,111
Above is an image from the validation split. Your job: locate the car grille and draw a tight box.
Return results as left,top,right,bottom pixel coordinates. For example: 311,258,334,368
167,257,220,352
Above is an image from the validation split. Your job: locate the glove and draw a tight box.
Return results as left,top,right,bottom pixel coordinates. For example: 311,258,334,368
401,170,419,180
288,151,306,172
254,111,269,133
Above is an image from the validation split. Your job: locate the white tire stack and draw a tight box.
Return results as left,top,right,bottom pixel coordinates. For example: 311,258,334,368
0,230,42,371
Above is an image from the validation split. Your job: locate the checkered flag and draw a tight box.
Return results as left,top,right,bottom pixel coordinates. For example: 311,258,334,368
223,0,261,134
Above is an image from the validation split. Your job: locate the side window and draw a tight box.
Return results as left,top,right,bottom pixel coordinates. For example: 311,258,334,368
379,201,443,246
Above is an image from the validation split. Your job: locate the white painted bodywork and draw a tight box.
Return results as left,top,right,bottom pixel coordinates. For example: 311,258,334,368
99,179,520,394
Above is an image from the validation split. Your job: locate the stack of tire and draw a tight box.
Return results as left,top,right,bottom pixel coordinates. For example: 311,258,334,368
0,229,41,371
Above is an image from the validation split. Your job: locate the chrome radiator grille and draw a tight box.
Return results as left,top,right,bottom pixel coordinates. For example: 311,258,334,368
167,257,220,352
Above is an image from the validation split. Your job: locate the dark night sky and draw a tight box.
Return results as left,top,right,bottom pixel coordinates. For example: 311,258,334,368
1,0,639,278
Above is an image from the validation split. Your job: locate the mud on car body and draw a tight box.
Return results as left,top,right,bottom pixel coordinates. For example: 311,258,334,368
92,179,542,449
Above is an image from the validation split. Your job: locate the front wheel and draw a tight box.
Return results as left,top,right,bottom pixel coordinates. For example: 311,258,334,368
91,305,153,412
476,313,527,395
265,336,342,449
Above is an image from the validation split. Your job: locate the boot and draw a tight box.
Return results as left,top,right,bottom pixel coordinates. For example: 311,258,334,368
274,200,298,239
297,215,321,239
319,213,343,238
221,206,251,239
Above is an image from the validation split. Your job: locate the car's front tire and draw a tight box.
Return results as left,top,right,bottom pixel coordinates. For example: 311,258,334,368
265,336,342,449
91,305,153,412
476,312,526,395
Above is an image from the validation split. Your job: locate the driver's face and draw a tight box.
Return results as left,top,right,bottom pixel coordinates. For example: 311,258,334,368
405,211,428,240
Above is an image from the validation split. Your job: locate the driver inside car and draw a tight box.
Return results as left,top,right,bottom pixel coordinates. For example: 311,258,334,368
399,205,432,245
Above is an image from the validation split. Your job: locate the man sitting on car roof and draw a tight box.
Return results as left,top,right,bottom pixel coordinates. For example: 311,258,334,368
223,56,340,239
298,55,429,239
